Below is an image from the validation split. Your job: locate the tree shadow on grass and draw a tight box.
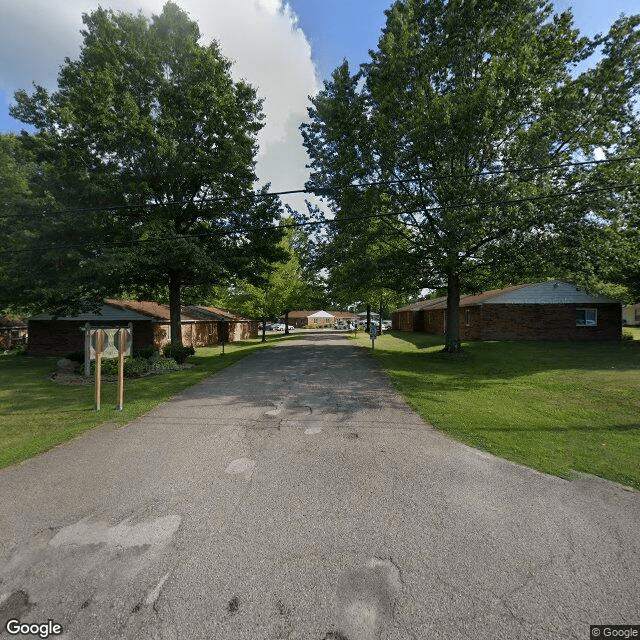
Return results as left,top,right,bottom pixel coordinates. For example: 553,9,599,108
378,331,640,376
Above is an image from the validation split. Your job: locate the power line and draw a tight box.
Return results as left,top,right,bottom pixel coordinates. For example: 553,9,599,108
1,181,638,257
1,154,638,220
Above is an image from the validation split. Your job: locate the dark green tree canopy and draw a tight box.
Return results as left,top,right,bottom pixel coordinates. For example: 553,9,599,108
6,2,284,341
302,0,640,350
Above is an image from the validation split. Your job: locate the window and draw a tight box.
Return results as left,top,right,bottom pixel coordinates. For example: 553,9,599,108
465,309,471,326
576,308,597,326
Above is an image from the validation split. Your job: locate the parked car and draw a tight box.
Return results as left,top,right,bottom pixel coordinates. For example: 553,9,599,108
335,322,349,330
273,323,285,331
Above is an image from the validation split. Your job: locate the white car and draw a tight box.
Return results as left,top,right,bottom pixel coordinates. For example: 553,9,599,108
274,323,294,331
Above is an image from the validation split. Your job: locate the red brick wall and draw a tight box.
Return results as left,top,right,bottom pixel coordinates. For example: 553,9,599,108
419,303,622,341
229,321,258,341
394,310,421,331
27,320,156,357
423,309,446,334
480,303,621,341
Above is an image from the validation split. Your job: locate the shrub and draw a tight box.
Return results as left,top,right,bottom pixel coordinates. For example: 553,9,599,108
162,344,195,364
65,349,85,362
124,356,148,376
134,346,157,359
622,329,635,341
90,357,119,376
90,356,149,376
147,357,180,372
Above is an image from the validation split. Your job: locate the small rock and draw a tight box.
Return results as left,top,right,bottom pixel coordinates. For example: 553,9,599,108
57,358,78,374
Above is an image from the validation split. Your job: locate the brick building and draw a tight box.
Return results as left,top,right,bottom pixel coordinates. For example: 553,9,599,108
27,300,257,357
393,282,622,341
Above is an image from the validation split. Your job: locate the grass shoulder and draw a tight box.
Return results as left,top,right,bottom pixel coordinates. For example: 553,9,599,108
0,334,299,469
350,330,640,490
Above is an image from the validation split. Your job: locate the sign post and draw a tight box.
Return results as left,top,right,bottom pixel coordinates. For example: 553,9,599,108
370,323,377,350
92,330,106,411
114,325,132,411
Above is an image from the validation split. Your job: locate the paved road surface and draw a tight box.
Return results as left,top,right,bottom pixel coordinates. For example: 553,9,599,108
1,334,638,639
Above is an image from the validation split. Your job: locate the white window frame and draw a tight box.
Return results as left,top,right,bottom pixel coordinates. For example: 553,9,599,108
465,309,471,326
576,308,597,327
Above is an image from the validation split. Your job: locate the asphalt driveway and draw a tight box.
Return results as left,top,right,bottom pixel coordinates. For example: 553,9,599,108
0,333,638,639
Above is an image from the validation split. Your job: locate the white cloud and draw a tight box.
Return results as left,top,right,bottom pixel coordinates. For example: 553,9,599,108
0,0,319,209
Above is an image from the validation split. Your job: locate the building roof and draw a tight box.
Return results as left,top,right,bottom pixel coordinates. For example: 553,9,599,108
286,310,321,319
104,300,204,321
396,282,619,312
30,303,154,322
309,310,335,319
31,300,228,322
186,305,252,322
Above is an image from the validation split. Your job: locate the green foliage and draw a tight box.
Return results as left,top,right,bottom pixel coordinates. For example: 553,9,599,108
210,225,319,336
3,3,283,335
64,350,85,363
147,356,180,372
124,357,149,376
302,1,640,351
162,344,194,364
134,346,157,360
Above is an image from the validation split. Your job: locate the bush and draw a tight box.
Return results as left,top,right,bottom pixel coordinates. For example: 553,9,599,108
65,349,85,362
90,356,149,376
124,356,149,376
90,357,119,376
622,329,635,341
134,346,157,359
147,357,180,372
162,344,195,364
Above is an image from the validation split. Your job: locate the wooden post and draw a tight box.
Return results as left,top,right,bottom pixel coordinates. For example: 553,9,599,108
84,322,91,376
117,329,125,411
95,331,103,411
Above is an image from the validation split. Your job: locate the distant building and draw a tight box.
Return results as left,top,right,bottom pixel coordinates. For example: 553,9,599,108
27,300,257,357
392,282,622,341
622,304,640,326
284,310,336,327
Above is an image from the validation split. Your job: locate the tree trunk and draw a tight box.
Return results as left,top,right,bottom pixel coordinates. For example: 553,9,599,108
444,272,461,352
366,304,371,333
284,311,289,335
261,315,266,342
168,272,183,348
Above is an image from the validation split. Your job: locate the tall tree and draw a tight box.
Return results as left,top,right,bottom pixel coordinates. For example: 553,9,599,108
302,0,640,351
8,2,282,344
209,225,311,341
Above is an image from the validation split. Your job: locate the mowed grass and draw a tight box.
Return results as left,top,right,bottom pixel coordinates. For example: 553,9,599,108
0,334,298,469
351,330,640,490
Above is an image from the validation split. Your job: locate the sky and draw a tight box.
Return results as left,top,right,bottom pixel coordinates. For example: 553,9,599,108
1,0,639,213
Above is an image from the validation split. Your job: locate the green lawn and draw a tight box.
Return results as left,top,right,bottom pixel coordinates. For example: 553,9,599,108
352,331,640,490
623,326,640,341
0,335,297,469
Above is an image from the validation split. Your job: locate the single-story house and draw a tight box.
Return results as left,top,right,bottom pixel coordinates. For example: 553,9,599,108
0,315,28,350
28,300,257,357
622,304,640,326
331,311,358,323
284,310,337,327
393,282,622,341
